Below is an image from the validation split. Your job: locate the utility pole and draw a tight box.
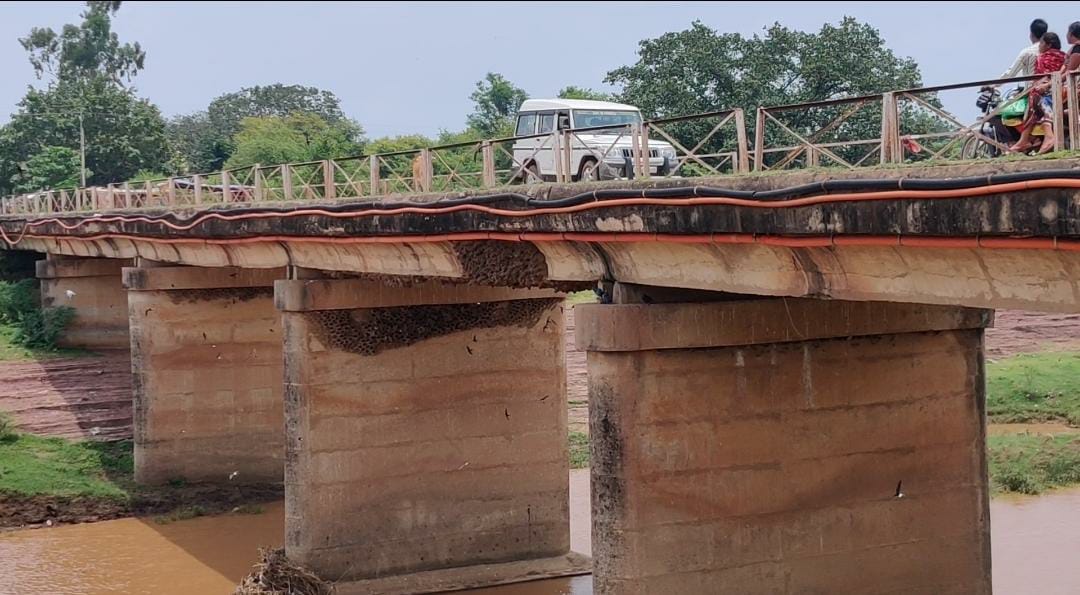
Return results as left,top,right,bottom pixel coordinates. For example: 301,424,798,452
78,113,87,187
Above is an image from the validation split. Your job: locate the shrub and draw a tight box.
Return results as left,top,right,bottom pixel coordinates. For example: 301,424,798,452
13,306,75,349
0,279,39,323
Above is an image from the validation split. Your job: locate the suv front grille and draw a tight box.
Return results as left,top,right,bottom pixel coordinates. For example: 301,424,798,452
619,148,660,158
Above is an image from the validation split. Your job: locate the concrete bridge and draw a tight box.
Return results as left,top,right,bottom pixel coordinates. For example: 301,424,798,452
4,152,1080,593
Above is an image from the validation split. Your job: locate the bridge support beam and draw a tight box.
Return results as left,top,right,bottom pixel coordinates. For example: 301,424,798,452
125,265,285,485
36,255,131,349
276,279,588,593
576,296,993,595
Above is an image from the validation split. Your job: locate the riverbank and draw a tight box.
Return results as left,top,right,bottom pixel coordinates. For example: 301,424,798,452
983,351,1080,494
0,431,281,529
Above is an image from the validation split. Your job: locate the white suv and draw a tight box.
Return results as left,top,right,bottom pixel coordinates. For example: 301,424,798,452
511,99,677,182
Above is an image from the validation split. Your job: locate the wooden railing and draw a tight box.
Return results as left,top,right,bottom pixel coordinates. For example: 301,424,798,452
4,72,1077,216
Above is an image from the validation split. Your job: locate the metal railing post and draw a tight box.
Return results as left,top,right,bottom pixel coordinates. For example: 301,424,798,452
323,159,336,199
220,170,230,203
369,155,380,196
481,141,496,187
419,148,433,192
753,107,766,172
1051,76,1065,153
734,108,750,174
281,166,293,201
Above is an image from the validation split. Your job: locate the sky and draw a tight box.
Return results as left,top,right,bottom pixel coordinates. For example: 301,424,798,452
0,1,1078,138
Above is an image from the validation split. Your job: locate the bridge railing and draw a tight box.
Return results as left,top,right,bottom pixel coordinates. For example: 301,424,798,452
753,94,887,171
890,73,1051,163
4,72,1078,216
647,108,749,176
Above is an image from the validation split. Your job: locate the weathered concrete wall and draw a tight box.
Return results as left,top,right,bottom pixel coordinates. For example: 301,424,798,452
126,266,285,485
577,298,993,595
20,235,1080,314
280,280,573,584
36,256,131,349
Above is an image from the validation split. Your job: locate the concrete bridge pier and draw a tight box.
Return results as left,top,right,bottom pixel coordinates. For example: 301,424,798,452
576,291,994,594
36,255,131,349
275,278,588,593
124,265,285,485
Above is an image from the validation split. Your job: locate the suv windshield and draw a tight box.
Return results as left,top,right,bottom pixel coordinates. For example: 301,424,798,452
572,110,641,130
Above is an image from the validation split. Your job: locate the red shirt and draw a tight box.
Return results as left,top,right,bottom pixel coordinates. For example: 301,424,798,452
1036,49,1066,74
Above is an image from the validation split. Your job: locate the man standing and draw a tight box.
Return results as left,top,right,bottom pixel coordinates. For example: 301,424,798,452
1002,19,1050,80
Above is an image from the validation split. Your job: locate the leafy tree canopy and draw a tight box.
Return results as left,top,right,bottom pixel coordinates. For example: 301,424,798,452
0,78,169,194
224,113,361,169
9,146,83,193
467,73,528,138
19,1,145,85
557,86,616,102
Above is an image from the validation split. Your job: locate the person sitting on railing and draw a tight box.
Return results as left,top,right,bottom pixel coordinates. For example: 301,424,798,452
1001,19,1049,84
1058,22,1080,125
1011,31,1067,154
1061,22,1080,74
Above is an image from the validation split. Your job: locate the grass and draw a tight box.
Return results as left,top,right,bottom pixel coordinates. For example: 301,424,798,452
568,431,589,470
988,433,1080,495
565,290,598,306
0,425,278,526
0,322,91,361
983,352,1080,495
0,431,134,499
986,352,1080,425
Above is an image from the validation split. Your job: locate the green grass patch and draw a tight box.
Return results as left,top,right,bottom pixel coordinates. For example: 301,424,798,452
987,352,1080,425
568,431,589,469
0,432,133,499
565,290,598,306
988,433,1080,495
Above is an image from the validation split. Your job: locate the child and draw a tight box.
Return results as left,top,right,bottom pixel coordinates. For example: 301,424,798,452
1012,32,1067,153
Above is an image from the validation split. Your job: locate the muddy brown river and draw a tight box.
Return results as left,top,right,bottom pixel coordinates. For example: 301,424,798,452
1,470,1077,595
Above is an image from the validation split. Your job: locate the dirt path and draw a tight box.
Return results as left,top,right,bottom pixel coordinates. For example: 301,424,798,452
985,310,1080,358
0,308,1074,440
0,351,132,441
565,306,588,435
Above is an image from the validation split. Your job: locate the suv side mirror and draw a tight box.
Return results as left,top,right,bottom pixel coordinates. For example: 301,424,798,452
559,115,571,130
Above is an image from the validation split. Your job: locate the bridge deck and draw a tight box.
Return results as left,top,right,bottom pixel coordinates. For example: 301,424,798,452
4,158,1080,313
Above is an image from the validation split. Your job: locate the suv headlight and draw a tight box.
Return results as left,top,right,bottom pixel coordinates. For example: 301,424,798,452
604,147,630,161
660,147,676,160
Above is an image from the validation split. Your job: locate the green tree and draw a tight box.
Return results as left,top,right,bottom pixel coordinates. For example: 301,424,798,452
0,1,168,195
165,111,230,174
0,78,170,194
466,73,528,137
224,113,361,169
364,134,432,155
558,86,615,102
19,1,144,85
170,84,364,172
606,18,946,168
9,146,83,193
